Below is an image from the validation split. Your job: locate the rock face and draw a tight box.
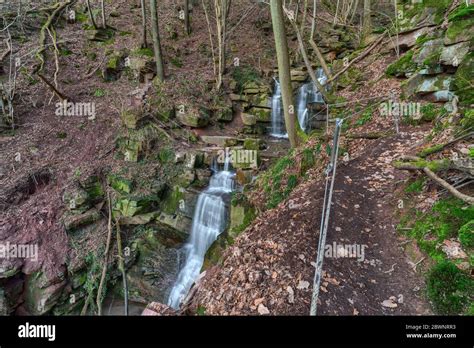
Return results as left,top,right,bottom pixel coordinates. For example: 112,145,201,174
404,74,454,97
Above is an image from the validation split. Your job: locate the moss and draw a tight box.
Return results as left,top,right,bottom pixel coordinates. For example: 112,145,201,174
405,178,425,193
132,47,154,57
448,3,474,22
458,220,474,248
231,65,261,93
398,198,474,262
461,109,474,129
161,186,184,215
417,144,444,158
446,17,474,42
427,261,473,315
386,51,417,77
109,175,132,194
454,52,474,106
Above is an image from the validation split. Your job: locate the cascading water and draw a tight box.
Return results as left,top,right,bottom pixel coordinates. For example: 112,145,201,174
271,68,327,137
270,79,287,138
167,155,234,309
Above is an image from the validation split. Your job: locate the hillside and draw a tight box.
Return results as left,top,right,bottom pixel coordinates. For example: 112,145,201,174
0,0,472,318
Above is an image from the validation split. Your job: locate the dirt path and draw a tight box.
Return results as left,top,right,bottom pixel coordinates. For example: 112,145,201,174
318,132,432,315
194,130,433,315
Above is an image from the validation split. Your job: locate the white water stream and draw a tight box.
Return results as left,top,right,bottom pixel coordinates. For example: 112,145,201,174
271,68,327,137
167,157,234,309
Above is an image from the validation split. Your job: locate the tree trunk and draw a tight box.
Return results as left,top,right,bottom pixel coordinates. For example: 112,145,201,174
184,0,191,35
140,0,148,48
362,0,371,45
310,0,317,40
101,0,106,28
86,0,98,29
150,0,165,81
271,0,297,148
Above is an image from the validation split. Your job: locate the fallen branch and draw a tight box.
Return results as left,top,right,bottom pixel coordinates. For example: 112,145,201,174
34,0,73,74
308,39,332,80
37,73,68,101
394,156,474,204
346,130,394,139
417,131,473,158
284,7,329,101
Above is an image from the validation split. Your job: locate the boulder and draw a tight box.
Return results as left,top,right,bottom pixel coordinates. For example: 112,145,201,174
155,212,192,241
200,135,239,147
413,39,443,65
24,272,67,315
176,107,210,128
390,27,430,51
247,107,272,123
453,52,474,105
403,74,454,97
440,42,470,67
63,208,101,232
241,113,257,126
215,107,233,122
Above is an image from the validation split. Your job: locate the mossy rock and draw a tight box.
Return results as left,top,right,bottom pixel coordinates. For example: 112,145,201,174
243,138,260,151
176,107,210,128
445,16,474,45
247,107,271,123
24,271,67,315
453,52,474,106
386,50,417,77
120,107,145,129
215,106,233,122
63,184,90,211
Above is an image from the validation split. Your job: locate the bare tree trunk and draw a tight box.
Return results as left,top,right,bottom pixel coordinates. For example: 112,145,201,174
310,0,317,40
271,0,297,148
184,0,190,35
150,0,165,81
362,0,371,45
101,0,106,28
140,0,148,48
86,0,98,29
300,0,308,36
214,0,231,91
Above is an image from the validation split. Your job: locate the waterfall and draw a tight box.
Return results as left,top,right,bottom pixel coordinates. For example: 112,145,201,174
270,79,287,138
271,68,327,137
167,154,234,309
